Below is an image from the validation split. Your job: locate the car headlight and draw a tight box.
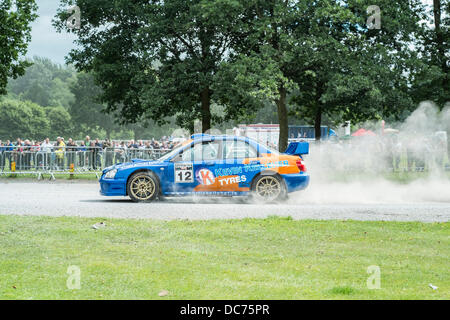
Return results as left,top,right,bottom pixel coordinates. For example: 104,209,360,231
104,169,118,179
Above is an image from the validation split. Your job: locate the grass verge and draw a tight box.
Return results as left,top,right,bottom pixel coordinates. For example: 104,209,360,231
0,215,448,299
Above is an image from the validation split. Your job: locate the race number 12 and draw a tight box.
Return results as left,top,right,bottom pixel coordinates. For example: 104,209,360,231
174,163,194,183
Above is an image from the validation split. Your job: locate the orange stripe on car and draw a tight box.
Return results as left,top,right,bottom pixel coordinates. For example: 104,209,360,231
242,154,300,174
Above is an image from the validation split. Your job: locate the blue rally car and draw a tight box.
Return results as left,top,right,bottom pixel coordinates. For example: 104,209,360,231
99,134,310,202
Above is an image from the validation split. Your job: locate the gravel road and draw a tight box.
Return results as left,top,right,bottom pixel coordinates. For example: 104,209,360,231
0,181,449,222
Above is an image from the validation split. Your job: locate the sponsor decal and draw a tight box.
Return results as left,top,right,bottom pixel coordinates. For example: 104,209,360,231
166,191,247,196
196,168,215,185
215,166,243,177
218,175,247,186
195,191,246,196
244,160,289,172
214,161,290,177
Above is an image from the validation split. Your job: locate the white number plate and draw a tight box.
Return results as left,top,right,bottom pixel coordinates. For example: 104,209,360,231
174,163,194,183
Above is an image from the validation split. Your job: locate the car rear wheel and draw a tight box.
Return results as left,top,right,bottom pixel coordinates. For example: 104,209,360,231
251,174,286,202
127,171,160,202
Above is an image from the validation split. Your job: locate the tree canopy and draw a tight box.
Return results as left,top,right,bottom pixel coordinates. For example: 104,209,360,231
0,0,37,95
0,99,50,140
0,0,436,147
7,56,76,108
2,56,182,141
53,0,448,150
54,0,263,134
224,0,429,145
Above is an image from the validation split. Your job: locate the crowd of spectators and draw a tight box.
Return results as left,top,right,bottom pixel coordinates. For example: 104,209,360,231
0,136,177,171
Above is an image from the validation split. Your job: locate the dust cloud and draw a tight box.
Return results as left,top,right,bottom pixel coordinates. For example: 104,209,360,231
294,101,450,204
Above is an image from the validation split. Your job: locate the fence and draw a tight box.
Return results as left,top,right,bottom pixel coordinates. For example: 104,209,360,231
0,147,170,179
1,143,449,180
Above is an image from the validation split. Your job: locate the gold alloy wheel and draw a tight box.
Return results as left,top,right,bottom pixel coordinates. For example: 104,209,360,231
255,175,281,201
129,175,156,201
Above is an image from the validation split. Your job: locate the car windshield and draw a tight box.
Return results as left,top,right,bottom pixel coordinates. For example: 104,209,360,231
158,146,183,161
158,144,185,161
158,139,279,160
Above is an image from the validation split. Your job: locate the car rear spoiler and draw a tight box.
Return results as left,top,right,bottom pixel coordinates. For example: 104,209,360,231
284,141,309,156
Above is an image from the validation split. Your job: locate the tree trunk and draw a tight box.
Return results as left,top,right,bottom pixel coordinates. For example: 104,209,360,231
314,105,322,141
201,88,211,133
187,121,195,136
433,0,441,32
433,0,448,87
276,86,288,152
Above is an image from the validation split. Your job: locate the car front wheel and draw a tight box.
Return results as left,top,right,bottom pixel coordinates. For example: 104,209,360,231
127,171,160,202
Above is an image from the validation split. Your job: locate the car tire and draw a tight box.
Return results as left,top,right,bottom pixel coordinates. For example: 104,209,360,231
250,173,287,202
127,171,160,203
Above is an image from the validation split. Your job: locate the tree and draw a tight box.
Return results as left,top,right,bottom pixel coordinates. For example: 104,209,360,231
45,106,73,138
0,99,50,140
54,0,256,133
198,0,309,151
290,0,425,140
0,99,33,139
69,72,181,140
227,0,426,146
224,0,300,151
7,57,76,108
28,101,51,139
411,0,449,107
0,0,37,95
49,77,76,109
431,0,449,94
69,72,116,138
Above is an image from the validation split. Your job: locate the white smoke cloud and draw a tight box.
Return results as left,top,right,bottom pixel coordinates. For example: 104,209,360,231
294,101,450,204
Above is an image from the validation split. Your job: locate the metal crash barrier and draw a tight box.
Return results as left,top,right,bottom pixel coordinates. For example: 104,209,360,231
0,143,448,179
0,146,171,179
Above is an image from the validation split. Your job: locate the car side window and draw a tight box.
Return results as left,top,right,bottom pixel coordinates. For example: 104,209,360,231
223,140,257,159
181,141,220,162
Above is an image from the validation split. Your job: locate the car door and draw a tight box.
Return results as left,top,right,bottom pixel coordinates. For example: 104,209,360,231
214,138,259,193
172,139,222,194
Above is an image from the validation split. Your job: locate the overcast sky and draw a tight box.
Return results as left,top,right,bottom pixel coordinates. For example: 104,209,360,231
27,0,77,64
27,0,435,65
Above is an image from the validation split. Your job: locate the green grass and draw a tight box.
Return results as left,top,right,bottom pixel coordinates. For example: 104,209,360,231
0,215,448,300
